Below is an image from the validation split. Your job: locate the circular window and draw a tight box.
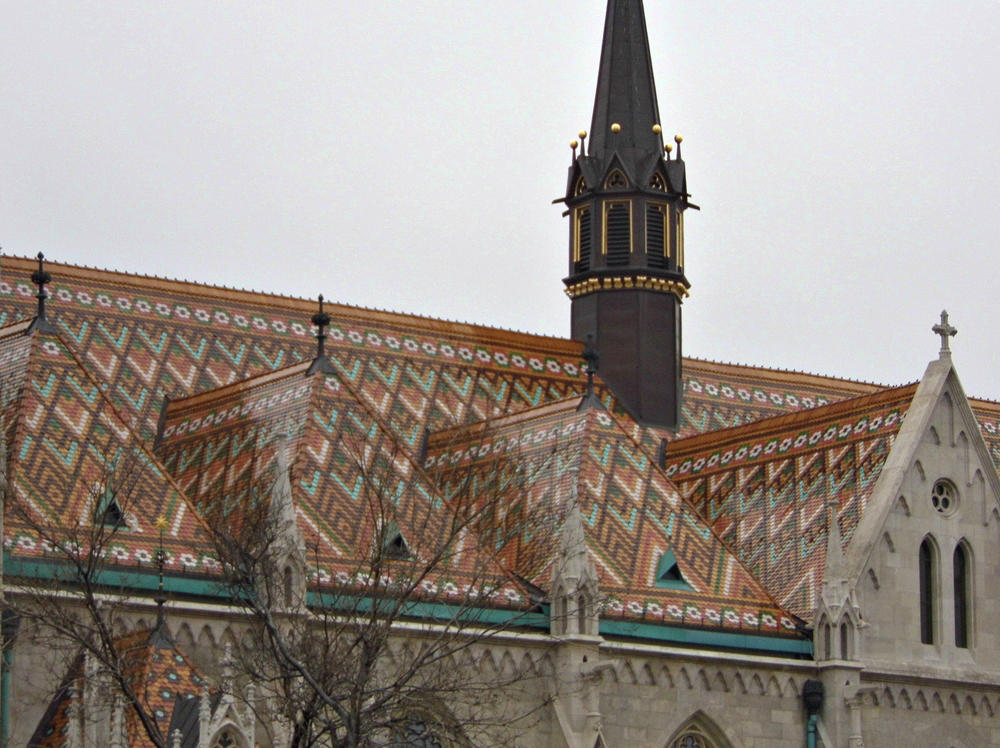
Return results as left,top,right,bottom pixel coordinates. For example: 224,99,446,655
931,479,958,515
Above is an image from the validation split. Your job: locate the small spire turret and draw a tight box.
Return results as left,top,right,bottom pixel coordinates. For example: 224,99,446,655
307,294,336,375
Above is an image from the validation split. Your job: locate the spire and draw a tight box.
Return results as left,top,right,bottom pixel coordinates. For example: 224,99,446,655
561,0,692,428
588,0,664,165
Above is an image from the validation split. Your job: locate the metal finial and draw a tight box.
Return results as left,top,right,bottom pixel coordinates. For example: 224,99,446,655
155,515,167,629
307,294,336,375
31,252,52,321
932,310,957,359
673,134,683,159
583,334,598,397
578,130,587,157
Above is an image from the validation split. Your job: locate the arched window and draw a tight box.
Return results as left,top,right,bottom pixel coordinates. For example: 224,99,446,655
666,712,732,748
954,542,971,648
919,538,936,644
283,565,294,608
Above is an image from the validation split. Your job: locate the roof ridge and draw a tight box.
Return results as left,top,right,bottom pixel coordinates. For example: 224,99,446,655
684,354,892,390
1,254,581,353
667,381,920,456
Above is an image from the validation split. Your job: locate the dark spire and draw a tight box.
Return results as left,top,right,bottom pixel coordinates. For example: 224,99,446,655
561,0,692,429
28,252,57,334
588,0,664,166
307,294,335,375
577,335,604,412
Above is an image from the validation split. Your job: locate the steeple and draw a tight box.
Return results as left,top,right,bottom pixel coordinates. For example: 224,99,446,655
588,0,663,167
561,0,693,429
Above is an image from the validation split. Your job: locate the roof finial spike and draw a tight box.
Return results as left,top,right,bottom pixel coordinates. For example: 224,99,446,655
570,138,579,162
307,294,336,375
154,514,168,631
579,130,587,158
28,252,57,334
932,309,957,359
577,335,604,412
674,134,683,160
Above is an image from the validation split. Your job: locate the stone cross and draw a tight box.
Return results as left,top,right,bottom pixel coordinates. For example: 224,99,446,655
932,310,957,358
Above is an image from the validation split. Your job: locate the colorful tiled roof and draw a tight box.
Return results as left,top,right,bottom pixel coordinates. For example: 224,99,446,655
28,625,208,748
426,398,801,635
0,321,211,572
666,383,919,620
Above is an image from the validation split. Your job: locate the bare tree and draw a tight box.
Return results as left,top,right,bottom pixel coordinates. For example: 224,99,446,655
4,449,174,747
206,421,553,748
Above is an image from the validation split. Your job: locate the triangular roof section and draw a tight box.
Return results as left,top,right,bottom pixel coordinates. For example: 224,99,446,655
28,625,209,748
425,396,800,636
155,357,523,607
844,355,1000,585
666,382,919,620
0,320,211,575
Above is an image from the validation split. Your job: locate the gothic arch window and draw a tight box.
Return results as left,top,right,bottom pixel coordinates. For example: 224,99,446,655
210,728,248,748
604,169,628,189
954,541,971,648
574,175,588,196
919,537,938,644
665,712,733,748
649,172,667,191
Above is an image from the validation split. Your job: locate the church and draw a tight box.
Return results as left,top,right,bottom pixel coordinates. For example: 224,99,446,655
3,1,1000,746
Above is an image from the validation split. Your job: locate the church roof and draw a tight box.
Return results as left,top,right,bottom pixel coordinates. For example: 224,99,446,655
3,254,997,652
666,383,919,620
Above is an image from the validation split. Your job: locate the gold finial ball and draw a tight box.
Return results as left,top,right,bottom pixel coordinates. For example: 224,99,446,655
652,124,662,134
674,134,683,144
578,130,588,139
611,123,622,133
570,140,579,149
665,143,673,153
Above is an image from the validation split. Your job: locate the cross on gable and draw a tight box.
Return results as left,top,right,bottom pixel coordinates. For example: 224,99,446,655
932,309,957,358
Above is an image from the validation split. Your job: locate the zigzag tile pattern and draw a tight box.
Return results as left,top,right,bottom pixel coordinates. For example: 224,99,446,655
426,400,797,633
157,363,523,603
1,325,209,568
667,384,918,619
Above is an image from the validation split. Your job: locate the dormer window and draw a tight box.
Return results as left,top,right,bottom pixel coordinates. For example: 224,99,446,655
649,172,667,191
382,521,410,560
654,549,691,590
95,487,126,530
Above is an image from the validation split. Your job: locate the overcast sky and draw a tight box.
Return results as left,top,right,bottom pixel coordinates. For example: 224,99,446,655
2,2,999,401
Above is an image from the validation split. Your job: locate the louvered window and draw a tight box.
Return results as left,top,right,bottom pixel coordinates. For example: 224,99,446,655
646,203,669,269
604,202,631,266
677,211,685,269
574,207,592,273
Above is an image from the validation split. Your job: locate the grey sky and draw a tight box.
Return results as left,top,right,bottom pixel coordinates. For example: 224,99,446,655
2,2,999,400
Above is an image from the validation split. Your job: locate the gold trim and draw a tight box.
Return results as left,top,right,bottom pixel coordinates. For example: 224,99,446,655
677,211,685,268
563,274,690,300
602,200,632,257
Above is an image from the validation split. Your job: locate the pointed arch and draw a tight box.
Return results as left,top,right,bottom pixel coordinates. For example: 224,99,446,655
919,535,938,644
604,168,629,189
954,539,972,648
208,726,250,748
664,711,735,748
